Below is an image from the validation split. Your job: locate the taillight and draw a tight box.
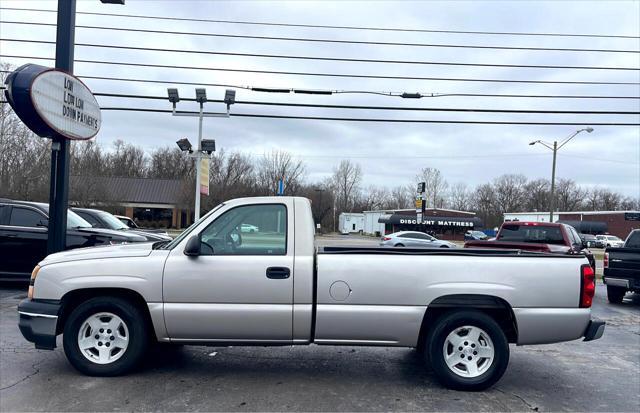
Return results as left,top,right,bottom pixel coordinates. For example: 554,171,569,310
580,264,595,308
382,237,391,241
603,252,609,269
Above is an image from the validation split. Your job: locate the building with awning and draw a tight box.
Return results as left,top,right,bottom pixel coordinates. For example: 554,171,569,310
69,176,191,228
363,208,482,240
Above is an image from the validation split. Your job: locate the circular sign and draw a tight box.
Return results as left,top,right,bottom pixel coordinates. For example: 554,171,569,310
3,64,101,140
30,70,101,140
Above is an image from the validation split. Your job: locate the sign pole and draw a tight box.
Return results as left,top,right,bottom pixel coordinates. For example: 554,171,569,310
47,0,76,254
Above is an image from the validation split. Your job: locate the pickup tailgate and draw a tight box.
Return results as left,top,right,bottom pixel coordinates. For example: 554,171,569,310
605,247,640,287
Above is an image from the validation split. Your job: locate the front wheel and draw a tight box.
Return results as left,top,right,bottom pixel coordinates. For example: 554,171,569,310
425,310,509,391
63,297,149,376
606,285,626,304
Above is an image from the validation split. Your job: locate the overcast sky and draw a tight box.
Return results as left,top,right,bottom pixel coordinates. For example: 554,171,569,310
1,0,639,198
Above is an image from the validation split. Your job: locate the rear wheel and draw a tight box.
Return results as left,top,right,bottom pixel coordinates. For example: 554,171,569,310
395,243,404,247
606,285,626,304
63,297,149,376
425,310,509,391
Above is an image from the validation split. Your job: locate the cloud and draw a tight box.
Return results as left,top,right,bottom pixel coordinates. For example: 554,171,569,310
1,0,638,197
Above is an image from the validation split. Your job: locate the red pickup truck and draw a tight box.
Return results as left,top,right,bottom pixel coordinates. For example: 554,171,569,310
465,221,596,269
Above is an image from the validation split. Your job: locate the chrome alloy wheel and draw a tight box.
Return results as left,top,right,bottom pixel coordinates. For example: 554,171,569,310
77,312,129,364
442,325,495,378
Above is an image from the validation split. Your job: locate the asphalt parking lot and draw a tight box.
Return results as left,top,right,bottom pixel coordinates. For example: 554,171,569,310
1,236,638,412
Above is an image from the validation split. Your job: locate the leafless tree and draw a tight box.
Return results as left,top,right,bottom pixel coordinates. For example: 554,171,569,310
448,182,471,211
554,178,585,212
473,183,500,228
147,146,192,180
524,178,550,212
390,185,412,209
105,140,147,178
207,150,255,206
492,174,528,214
416,167,448,209
331,160,362,213
256,150,305,195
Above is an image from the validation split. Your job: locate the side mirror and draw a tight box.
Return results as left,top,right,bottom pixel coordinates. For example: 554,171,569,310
37,219,48,228
184,236,201,256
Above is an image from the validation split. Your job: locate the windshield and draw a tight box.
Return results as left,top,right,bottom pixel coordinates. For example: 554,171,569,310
67,210,93,229
160,203,225,250
606,236,621,241
99,212,129,230
498,224,565,245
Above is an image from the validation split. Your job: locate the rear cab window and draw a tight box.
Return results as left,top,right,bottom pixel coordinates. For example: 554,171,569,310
625,231,640,248
498,224,566,245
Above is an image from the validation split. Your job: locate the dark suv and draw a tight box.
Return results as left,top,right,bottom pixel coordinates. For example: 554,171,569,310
0,200,147,281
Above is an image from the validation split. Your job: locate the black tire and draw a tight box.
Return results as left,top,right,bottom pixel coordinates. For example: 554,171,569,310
63,296,149,376
439,245,449,248
395,243,405,247
606,285,626,304
425,310,509,391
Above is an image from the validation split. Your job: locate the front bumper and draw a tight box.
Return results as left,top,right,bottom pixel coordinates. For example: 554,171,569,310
583,319,606,342
17,299,61,350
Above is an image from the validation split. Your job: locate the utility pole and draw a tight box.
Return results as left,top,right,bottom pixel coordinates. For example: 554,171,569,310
47,0,76,254
549,141,558,222
530,127,594,223
194,93,204,221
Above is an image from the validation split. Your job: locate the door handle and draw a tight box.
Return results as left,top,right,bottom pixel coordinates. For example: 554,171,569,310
266,267,290,279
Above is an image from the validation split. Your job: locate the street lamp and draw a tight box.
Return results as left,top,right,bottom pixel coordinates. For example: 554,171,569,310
176,138,193,153
529,127,594,222
167,88,235,221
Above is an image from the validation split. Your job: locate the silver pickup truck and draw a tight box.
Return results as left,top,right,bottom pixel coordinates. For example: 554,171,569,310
18,196,604,390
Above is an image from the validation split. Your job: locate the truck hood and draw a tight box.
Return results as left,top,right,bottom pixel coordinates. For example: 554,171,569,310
40,242,155,266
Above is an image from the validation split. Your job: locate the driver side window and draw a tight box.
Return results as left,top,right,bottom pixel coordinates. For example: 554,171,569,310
199,204,287,256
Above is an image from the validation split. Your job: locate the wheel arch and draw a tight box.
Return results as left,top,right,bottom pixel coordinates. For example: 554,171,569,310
417,294,518,349
57,288,157,340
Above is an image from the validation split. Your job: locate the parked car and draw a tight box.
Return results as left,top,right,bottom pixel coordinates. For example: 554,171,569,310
114,214,170,237
240,223,259,233
18,196,603,391
579,233,598,248
593,235,605,248
599,235,625,248
380,231,457,248
603,229,640,303
0,199,147,281
464,222,596,270
464,230,488,241
72,208,171,242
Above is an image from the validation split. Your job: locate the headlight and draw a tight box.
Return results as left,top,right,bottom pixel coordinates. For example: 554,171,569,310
27,265,40,299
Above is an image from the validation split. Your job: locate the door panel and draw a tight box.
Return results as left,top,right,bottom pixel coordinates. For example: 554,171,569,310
162,202,294,341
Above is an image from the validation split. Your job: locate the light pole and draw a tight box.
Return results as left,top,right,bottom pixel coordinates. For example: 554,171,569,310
168,88,235,221
530,127,594,222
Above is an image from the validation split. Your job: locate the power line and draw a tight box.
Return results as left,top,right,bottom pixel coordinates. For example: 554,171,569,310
3,54,638,86
92,92,640,115
3,38,639,71
1,70,638,100
2,20,639,54
1,7,638,40
282,152,638,165
98,106,640,125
